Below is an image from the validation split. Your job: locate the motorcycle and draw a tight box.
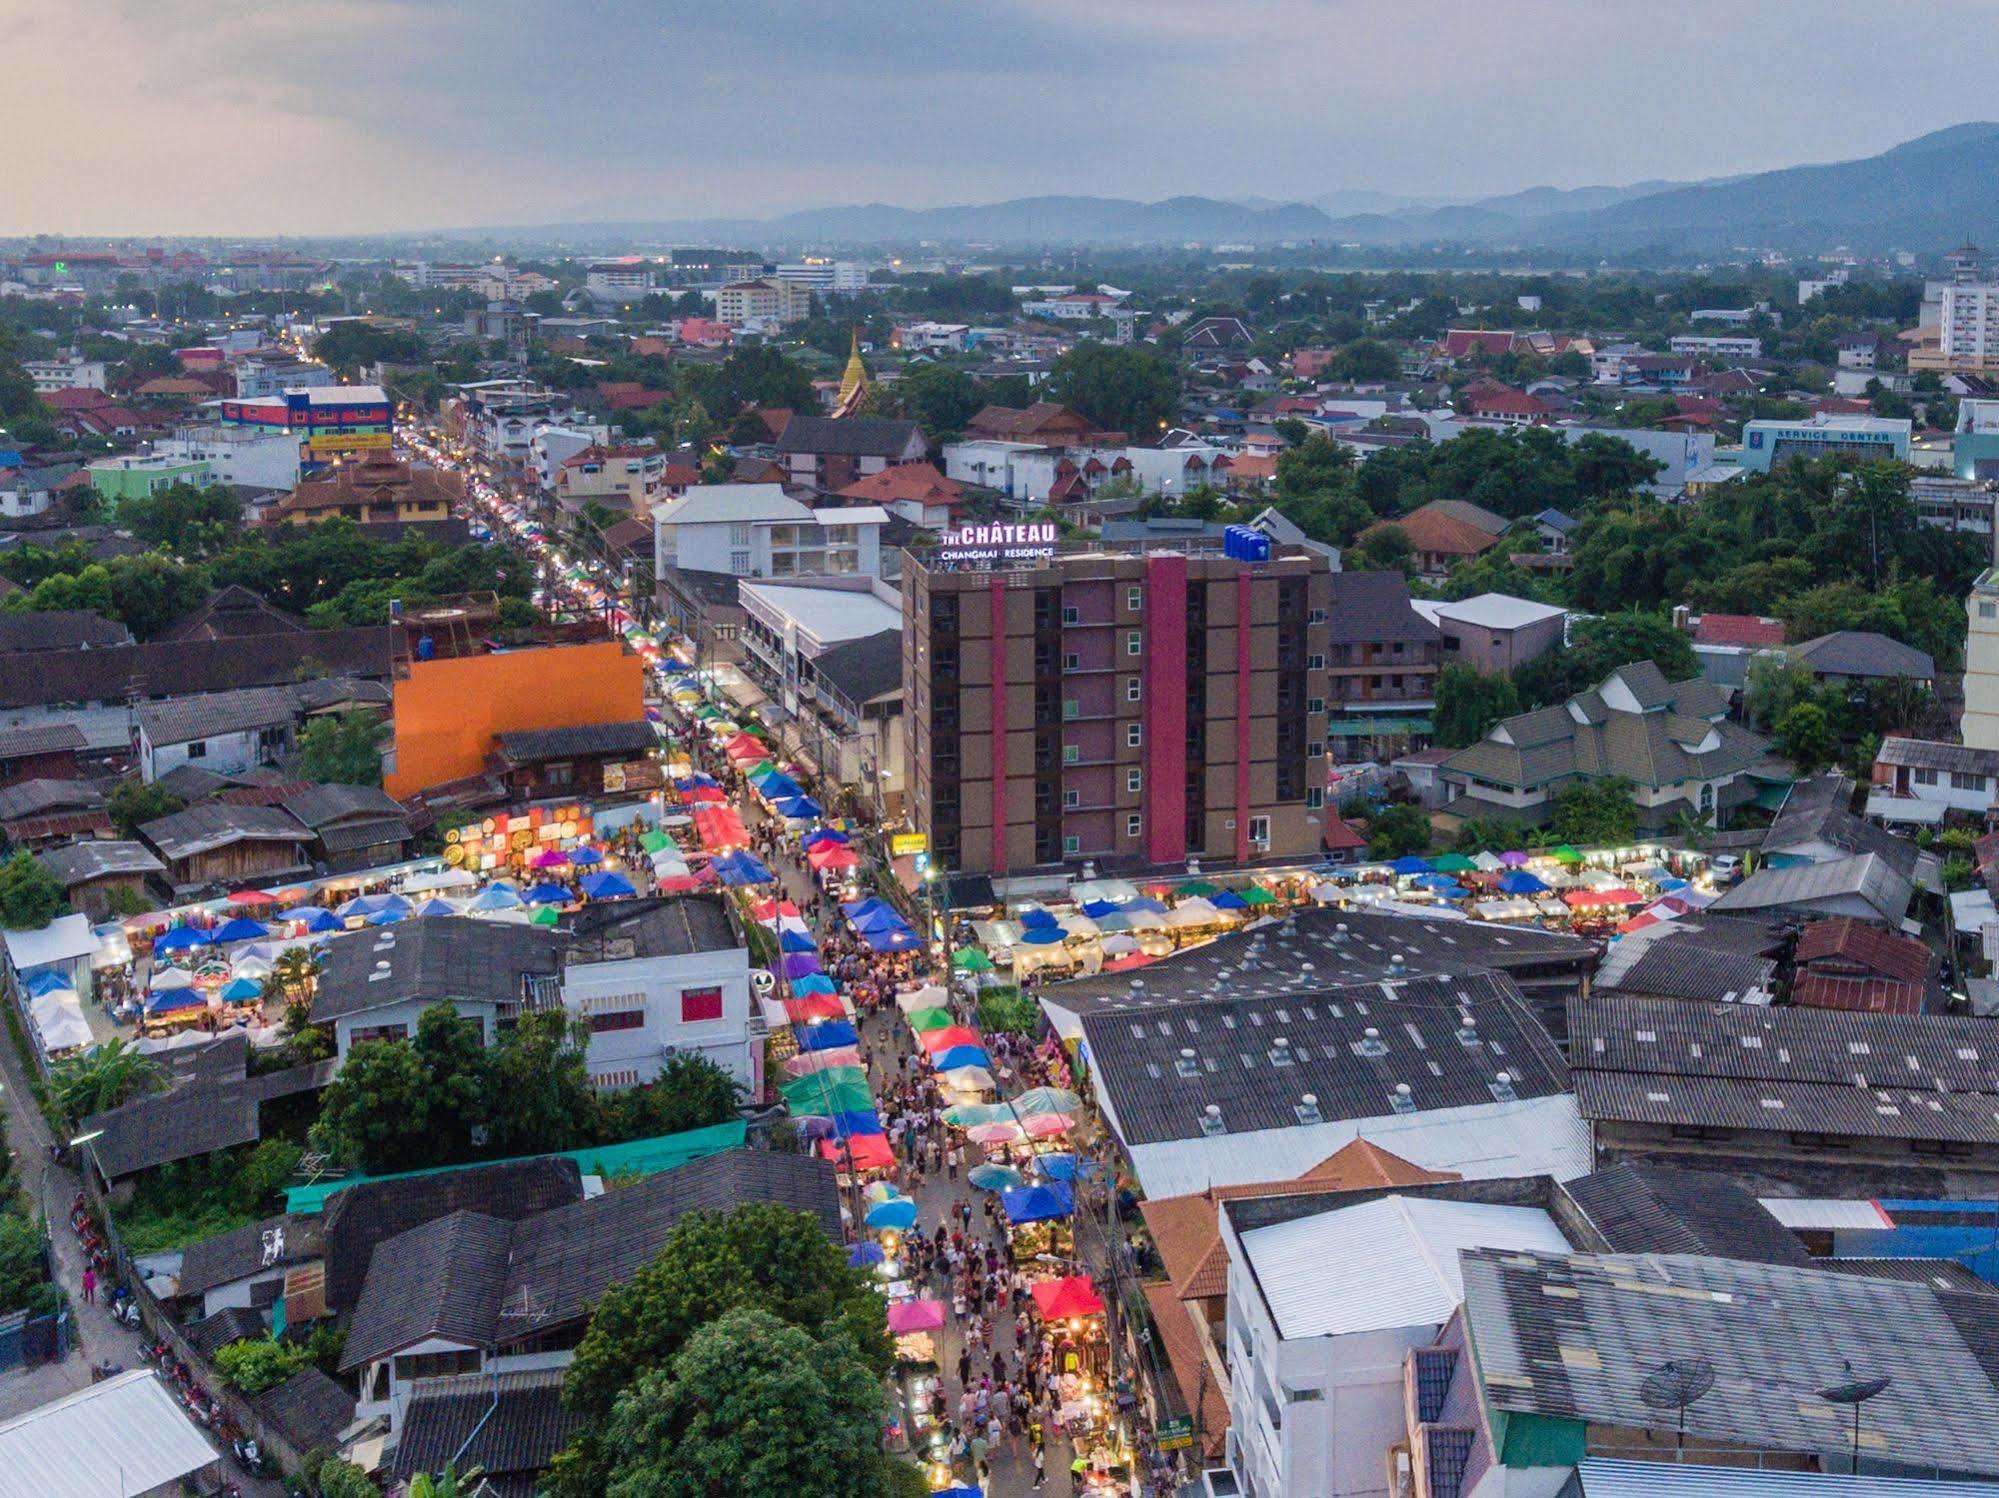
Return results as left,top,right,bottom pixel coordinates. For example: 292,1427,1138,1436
88,1359,122,1383
231,1435,275,1478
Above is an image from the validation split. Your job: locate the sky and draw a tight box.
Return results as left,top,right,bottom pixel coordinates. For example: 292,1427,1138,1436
7,0,1999,236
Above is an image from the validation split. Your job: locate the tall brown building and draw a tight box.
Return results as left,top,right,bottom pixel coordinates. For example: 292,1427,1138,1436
903,536,1337,876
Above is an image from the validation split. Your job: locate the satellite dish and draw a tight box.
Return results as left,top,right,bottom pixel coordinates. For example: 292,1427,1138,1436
1818,1362,1892,1472
1640,1359,1715,1452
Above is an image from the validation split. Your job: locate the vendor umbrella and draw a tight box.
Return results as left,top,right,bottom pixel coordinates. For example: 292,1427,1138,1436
886,1299,947,1335
226,889,277,907
217,976,262,1004
1030,1275,1105,1320
1016,926,1065,946
847,1241,885,1267
1035,1153,1079,1181
578,870,638,900
1012,1087,1084,1118
523,883,573,905
569,846,604,866
529,906,561,927
1499,850,1530,866
965,1121,1024,1146
952,948,995,973
1429,853,1478,874
153,926,210,955
968,1163,1026,1191
530,847,570,869
865,1197,918,1231
1175,879,1220,898
1001,1181,1074,1224
1498,871,1549,895
1019,908,1059,931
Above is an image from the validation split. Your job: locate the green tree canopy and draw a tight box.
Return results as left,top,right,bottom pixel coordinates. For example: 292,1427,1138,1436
1550,777,1639,847
1045,344,1181,436
0,851,68,930
292,711,385,786
1366,804,1433,859
1432,665,1519,749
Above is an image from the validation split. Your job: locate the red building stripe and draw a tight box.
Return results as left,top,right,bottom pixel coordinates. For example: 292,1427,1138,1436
1235,572,1252,863
990,575,1008,875
1144,555,1188,866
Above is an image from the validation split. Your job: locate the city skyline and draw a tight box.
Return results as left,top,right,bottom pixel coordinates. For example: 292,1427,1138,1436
9,0,1999,235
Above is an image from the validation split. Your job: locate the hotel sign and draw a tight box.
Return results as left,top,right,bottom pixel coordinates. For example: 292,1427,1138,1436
936,521,1058,567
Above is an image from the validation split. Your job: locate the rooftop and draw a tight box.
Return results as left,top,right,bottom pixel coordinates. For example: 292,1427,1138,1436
139,802,310,862
651,483,814,528
563,894,738,963
1420,592,1567,631
1561,1161,1814,1266
310,917,561,1023
739,581,902,644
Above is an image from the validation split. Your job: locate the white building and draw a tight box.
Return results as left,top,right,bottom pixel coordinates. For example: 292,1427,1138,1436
135,685,297,783
1940,281,1999,371
24,357,105,393
1798,270,1850,304
774,260,869,293
154,425,302,492
232,357,335,399
584,258,656,303
898,321,972,354
715,278,813,330
1221,1194,1570,1498
449,380,590,467
941,440,1234,507
527,421,613,493
1871,736,1999,821
738,579,903,720
1962,569,1999,752
1668,334,1761,359
652,484,889,580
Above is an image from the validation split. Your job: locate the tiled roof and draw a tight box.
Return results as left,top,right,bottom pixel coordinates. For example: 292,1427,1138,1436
277,783,407,831
774,414,923,458
0,778,101,821
1794,917,1930,983
1561,1162,1813,1266
1876,736,1999,777
0,628,394,711
1141,1284,1230,1459
1791,630,1936,681
253,1369,355,1460
178,1213,323,1300
1594,935,1777,1005
139,802,309,861
136,684,299,747
390,1369,578,1497
310,917,561,1024
36,840,161,888
833,461,963,507
0,611,130,653
1328,569,1439,646
1371,504,1504,558
183,1306,265,1360
493,719,656,762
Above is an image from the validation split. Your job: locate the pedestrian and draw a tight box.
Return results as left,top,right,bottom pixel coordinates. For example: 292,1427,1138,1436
1032,1444,1047,1489
81,1267,95,1305
947,1146,960,1181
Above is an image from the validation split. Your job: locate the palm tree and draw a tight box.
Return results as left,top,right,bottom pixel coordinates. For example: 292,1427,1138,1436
409,1464,485,1498
271,948,316,1009
50,1039,164,1130
1670,808,1715,852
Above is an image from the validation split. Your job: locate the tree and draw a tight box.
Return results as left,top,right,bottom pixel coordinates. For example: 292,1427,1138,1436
1432,665,1519,749
1366,804,1432,859
413,1004,489,1164
0,852,67,930
595,1053,743,1144
595,1309,889,1498
49,1037,164,1127
1334,338,1401,381
1550,777,1638,847
310,1036,433,1173
1514,611,1698,710
1772,701,1837,774
408,1466,486,1498
1274,433,1355,501
552,1205,892,1497
1045,344,1180,436
118,482,243,557
292,711,385,787
1348,523,1414,575
0,1214,45,1314
314,1460,381,1498
214,1335,314,1394
885,362,980,443
482,1009,594,1157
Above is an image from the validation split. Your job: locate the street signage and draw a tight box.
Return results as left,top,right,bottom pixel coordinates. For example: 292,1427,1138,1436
935,520,1058,567
892,832,929,857
1157,1416,1194,1451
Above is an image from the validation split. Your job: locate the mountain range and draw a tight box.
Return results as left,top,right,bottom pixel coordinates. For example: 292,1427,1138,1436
451,123,1999,256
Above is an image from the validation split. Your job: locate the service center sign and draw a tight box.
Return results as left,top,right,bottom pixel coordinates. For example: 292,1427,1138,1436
936,520,1058,566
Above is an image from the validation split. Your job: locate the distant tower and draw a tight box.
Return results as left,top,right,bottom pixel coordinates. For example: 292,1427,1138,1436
1948,241,1985,283
831,328,871,418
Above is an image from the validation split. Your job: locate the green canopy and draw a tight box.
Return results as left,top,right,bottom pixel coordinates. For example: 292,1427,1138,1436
745,760,777,780
640,829,674,854
1176,880,1220,898
1429,853,1478,874
694,705,723,721
1239,886,1278,906
952,947,996,972
780,1069,872,1115
530,905,561,926
1549,845,1584,864
906,1007,955,1032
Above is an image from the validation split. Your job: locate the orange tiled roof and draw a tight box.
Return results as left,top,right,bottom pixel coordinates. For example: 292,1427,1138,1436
834,461,963,508
1369,505,1502,558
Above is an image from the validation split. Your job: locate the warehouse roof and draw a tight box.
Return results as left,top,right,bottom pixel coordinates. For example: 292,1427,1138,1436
1561,1161,1813,1266
0,1369,223,1498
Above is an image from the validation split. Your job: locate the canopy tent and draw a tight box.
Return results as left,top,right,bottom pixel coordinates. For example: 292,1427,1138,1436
1019,908,1060,931
1036,1153,1080,1181
723,731,767,762
821,1134,895,1171
750,897,802,921
148,967,194,992
896,984,949,1011
905,1007,955,1032
755,772,806,802
1549,844,1584,863
463,886,524,912
951,947,995,973
968,1163,1027,1191
791,973,837,996
1473,898,1540,921
1070,878,1139,906
864,1195,919,1230
804,827,851,848
1174,880,1220,898
144,986,207,1015
1030,1275,1105,1320
1429,853,1479,874
522,883,573,905
782,1068,872,1114
779,928,819,954
1001,1181,1075,1224
780,952,824,980
918,1025,983,1054
529,905,561,927
1016,925,1066,946
886,1299,946,1335
412,897,462,918
1564,888,1643,908
783,994,849,1024
529,847,569,870
1012,1087,1083,1118
1239,886,1278,907
152,926,210,955
935,1064,996,1092
1497,871,1550,895
711,850,776,886
403,868,478,893
796,1018,860,1053
862,923,921,953
783,1045,861,1076
1388,856,1434,876
691,805,751,849
807,841,861,873
772,795,824,820
1472,852,1505,872
579,870,638,900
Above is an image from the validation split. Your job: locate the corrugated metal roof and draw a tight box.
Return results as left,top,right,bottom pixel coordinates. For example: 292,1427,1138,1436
1758,1196,1895,1230
0,1369,220,1498
1239,1194,1568,1340
1575,1458,1999,1498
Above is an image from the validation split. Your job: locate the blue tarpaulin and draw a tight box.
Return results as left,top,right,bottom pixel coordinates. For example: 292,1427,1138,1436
796,1019,859,1052
933,1045,990,1070
211,917,269,944
711,850,776,886
1017,927,1065,946
152,927,210,954
1020,909,1059,931
23,970,73,998
579,870,637,899
145,988,206,1014
1497,872,1550,895
523,883,573,905
862,925,920,954
1001,1181,1075,1224
832,1109,884,1137
1389,856,1434,876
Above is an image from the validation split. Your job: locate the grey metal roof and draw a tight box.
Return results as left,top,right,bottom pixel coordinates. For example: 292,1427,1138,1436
1077,969,1569,1149
1763,773,1924,878
0,723,85,760
35,840,164,888
253,1368,356,1460
177,1212,323,1300
1875,736,1999,778
774,414,922,457
139,802,311,861
563,894,737,963
1816,1258,1999,1297
1569,992,1999,1144
391,1369,577,1496
277,783,406,830
0,610,129,654
1710,852,1915,925
183,1305,266,1360
1572,1458,1999,1498
1461,1249,1999,1477
811,628,904,705
493,720,656,762
1561,1162,1813,1266
1593,935,1777,1005
341,1149,840,1368
136,684,299,748
0,626,394,711
309,917,561,1023
0,779,102,822
1792,630,1936,681
82,1045,333,1179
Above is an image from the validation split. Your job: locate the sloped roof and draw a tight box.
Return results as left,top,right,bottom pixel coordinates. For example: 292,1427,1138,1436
1372,505,1504,559
1791,630,1936,681
1693,613,1785,648
310,917,561,1024
1329,569,1438,645
1562,1162,1813,1266
0,628,394,711
1710,852,1914,925
0,611,129,653
391,1369,578,1497
139,801,310,861
812,628,904,705
774,414,923,458
136,684,299,747
36,840,162,888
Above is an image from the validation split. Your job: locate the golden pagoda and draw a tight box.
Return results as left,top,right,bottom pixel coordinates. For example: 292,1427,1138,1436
832,329,871,417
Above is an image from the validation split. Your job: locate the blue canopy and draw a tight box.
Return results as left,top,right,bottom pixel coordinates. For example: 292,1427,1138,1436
569,846,604,867
1658,877,1690,891
675,773,721,791
1122,897,1169,915
779,928,819,953
831,1109,884,1137
1427,884,1470,900
1389,856,1435,876
414,898,461,917
1497,872,1549,895
338,894,387,918
847,1241,885,1267
145,987,207,1014
1020,908,1060,931
1001,1181,1075,1224
796,1019,859,1052
152,926,210,954
1035,1153,1079,1181
792,974,837,996
373,894,413,919
218,976,262,1003
933,1045,990,1071
758,773,805,801
579,870,638,900
304,910,345,933
711,850,775,886
523,883,573,905
463,886,524,912
841,896,896,921
23,970,73,998
774,795,823,820
862,925,920,954
211,917,269,944
1410,873,1459,891
1210,889,1249,910
849,904,907,934
933,1488,983,1498
368,906,408,926
808,828,852,848
279,905,331,924
1017,926,1065,946
865,1197,918,1231
1080,900,1122,919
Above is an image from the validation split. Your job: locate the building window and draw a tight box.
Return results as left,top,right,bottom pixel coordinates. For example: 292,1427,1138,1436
394,1349,481,1383
1126,814,1142,837
184,740,208,759
1983,603,1997,620
588,1008,646,1033
1307,787,1324,809
1247,815,1269,846
729,550,751,575
1308,654,1326,670
1064,652,1080,670
1063,744,1080,765
1308,742,1324,758
1127,768,1142,793
1914,767,1939,786
1062,699,1079,721
1063,834,1080,856
680,986,724,1023
1126,678,1142,702
1062,605,1080,625
1125,723,1142,748
1127,632,1142,656
1127,586,1143,611
1953,771,1987,791
1309,608,1326,624
1063,789,1080,809
350,1022,409,1045
1308,697,1325,714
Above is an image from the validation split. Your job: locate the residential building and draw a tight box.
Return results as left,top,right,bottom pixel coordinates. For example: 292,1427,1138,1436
35,841,163,920
1953,399,1999,479
1736,772,1936,927
1412,592,1566,675
1737,414,1911,472
1790,916,1938,1014
902,535,1338,875
1323,571,1440,763
24,356,105,392
772,259,869,292
220,384,394,469
134,684,299,781
153,424,303,492
139,802,315,889
1076,968,1588,1200
652,484,889,580
279,784,414,872
264,453,458,529
714,277,813,329
1220,1191,1570,1498
1438,662,1770,831
832,461,964,529
1930,278,1999,372
1870,736,1999,820
87,452,212,503
738,578,903,725
1913,472,1995,533
526,422,612,492
582,257,655,302
1462,386,1553,425
231,357,335,399
1668,333,1762,359
1363,500,1507,579
1789,630,1935,688
805,628,905,815
774,415,926,492
895,321,971,354
446,380,588,471
1963,568,1999,751
965,402,1111,445
490,720,659,801
552,443,668,520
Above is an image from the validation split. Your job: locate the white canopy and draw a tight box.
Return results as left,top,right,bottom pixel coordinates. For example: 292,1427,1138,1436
1070,878,1140,905
896,985,950,1013
1472,851,1505,872
403,868,478,893
2,913,96,973
1100,933,1141,955
149,967,194,992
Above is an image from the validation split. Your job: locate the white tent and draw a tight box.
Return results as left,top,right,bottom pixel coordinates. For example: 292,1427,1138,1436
404,868,478,893
1071,878,1140,905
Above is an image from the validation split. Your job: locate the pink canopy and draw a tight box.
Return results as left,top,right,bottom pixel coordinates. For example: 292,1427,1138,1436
965,1121,1023,1145
886,1299,947,1335
692,805,750,849
918,1025,983,1054
784,994,849,1023
1031,1275,1106,1320
751,898,802,921
808,842,862,872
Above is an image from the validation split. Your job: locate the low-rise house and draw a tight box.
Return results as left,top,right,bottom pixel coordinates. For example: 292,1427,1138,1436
264,454,458,529
774,414,926,492
1411,592,1566,674
138,802,314,889
278,784,413,871
311,918,562,1057
964,403,1111,445
1364,500,1506,579
174,1213,324,1322
831,461,963,528
489,720,658,800
1439,662,1769,831
1790,916,1937,1014
389,1369,579,1498
652,483,890,580
0,610,130,654
136,685,300,782
341,1149,839,1432
1871,735,1999,820
35,840,165,919
1326,570,1441,763
1790,629,1936,689
0,722,88,786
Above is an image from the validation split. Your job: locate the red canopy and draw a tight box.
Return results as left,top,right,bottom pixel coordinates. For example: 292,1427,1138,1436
808,842,861,872
1031,1275,1105,1320
680,783,729,804
751,899,802,921
821,1134,896,1172
918,1025,983,1054
724,732,767,762
1564,888,1644,908
226,889,277,906
691,805,750,849
658,871,713,893
784,994,848,1023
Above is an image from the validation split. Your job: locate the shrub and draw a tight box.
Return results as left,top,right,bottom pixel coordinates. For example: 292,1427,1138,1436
214,1335,313,1395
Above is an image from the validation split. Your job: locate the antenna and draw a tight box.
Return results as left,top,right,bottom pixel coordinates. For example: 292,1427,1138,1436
1640,1358,1715,1453
1818,1362,1892,1473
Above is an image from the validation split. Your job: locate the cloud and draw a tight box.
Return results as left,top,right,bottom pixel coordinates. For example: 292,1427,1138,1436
4,0,1999,234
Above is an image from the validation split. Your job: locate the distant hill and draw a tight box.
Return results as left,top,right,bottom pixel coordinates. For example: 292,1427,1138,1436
444,123,1999,255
